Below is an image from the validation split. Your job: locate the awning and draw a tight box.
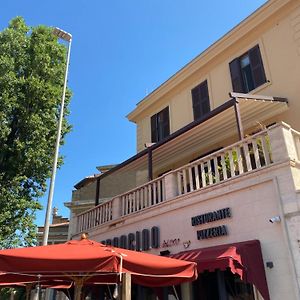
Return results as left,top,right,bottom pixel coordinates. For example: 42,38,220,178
99,93,288,179
171,240,270,300
80,93,288,201
0,237,197,288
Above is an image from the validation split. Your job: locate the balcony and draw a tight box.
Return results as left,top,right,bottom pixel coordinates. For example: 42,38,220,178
74,122,300,235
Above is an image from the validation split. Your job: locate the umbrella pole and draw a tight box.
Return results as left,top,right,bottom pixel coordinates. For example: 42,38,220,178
25,283,33,300
32,285,40,300
121,273,131,300
74,278,84,300
172,286,180,300
25,287,30,300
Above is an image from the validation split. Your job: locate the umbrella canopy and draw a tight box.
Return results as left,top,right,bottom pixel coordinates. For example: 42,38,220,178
0,237,197,287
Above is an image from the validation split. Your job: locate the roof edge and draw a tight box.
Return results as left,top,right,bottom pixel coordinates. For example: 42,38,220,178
127,0,291,122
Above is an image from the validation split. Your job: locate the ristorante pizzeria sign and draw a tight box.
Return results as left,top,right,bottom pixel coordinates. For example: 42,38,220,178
191,207,231,240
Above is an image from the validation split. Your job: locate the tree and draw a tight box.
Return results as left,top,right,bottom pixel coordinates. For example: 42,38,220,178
0,17,72,248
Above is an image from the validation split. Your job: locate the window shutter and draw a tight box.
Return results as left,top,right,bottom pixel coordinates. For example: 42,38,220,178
192,80,210,120
151,115,157,143
200,81,210,115
151,107,170,143
249,45,266,88
229,58,244,92
161,107,170,138
192,87,201,120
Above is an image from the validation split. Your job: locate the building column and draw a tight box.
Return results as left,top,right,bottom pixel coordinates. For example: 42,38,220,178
268,122,300,298
268,122,298,163
112,196,121,219
164,173,178,200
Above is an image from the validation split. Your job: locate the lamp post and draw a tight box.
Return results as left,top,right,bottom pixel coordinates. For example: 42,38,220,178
42,28,72,246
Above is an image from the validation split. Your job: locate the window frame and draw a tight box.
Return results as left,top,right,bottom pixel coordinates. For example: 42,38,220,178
191,79,211,121
229,44,267,93
150,106,170,143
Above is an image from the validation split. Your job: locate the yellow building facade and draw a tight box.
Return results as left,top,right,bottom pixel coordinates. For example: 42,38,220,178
66,0,300,299
128,0,300,154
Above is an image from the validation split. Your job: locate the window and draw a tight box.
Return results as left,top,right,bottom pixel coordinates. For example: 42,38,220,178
192,270,255,300
229,44,267,93
151,106,170,143
191,80,210,121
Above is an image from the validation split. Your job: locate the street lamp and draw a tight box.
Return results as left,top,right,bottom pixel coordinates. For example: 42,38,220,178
42,27,72,245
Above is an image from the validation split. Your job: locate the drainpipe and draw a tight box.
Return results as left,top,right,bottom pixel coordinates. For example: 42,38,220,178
273,177,300,299
95,177,100,206
148,148,153,181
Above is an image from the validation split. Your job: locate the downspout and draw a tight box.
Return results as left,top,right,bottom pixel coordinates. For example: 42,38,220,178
95,177,100,206
148,148,153,181
273,177,300,299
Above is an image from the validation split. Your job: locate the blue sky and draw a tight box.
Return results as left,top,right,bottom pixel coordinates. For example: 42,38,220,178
1,0,267,226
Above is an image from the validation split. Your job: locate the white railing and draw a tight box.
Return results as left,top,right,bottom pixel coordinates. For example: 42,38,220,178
121,177,165,216
291,128,300,161
75,129,277,234
77,199,113,233
176,130,272,195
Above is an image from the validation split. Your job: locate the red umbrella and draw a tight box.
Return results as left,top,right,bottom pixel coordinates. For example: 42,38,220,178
0,237,197,299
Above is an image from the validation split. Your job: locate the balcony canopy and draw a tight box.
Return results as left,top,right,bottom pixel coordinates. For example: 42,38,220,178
100,94,287,173
144,93,288,172
76,93,288,201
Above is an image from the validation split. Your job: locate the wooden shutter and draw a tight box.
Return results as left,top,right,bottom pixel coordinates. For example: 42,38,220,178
229,58,245,92
192,87,201,120
249,45,266,88
192,80,210,120
151,114,157,143
200,81,210,115
151,107,170,143
161,106,170,139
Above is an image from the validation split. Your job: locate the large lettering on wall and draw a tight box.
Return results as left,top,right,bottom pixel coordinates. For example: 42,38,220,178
191,207,231,226
191,208,231,240
101,226,160,251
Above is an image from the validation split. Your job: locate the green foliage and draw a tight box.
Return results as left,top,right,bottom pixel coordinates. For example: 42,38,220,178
0,287,26,300
0,17,72,248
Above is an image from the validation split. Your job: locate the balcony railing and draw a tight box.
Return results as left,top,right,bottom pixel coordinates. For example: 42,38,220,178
121,177,165,216
74,123,296,235
176,130,271,195
77,199,113,233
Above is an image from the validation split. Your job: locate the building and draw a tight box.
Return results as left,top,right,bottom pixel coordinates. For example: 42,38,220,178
65,0,300,299
36,208,69,300
37,208,69,245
